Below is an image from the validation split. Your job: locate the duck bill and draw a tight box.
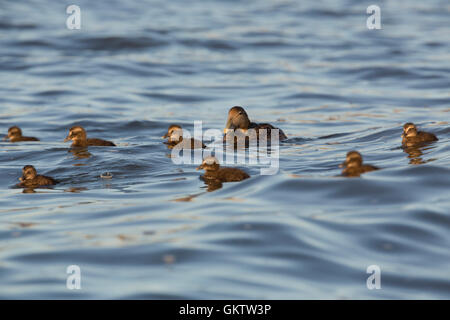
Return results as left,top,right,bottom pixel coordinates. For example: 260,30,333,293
196,164,204,171
338,161,346,168
224,119,234,134
63,136,71,142
2,135,8,141
162,133,169,139
19,177,24,182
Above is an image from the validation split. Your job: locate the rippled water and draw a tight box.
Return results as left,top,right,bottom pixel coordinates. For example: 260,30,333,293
1,0,449,299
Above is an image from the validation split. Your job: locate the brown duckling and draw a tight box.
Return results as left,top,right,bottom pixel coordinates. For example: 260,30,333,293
64,126,116,147
196,156,250,183
402,123,438,147
18,165,58,188
163,124,205,149
4,126,39,142
224,106,287,143
340,151,379,177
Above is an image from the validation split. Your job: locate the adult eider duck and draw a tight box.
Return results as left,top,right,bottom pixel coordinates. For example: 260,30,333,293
64,126,116,147
163,124,205,149
223,106,287,144
196,156,250,183
18,165,58,188
4,126,39,142
340,151,379,177
402,123,438,147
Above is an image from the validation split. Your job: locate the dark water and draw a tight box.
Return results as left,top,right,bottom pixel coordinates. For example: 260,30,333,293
1,0,449,299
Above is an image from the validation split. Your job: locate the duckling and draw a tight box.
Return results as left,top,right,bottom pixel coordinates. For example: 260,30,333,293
196,156,250,183
163,124,205,149
64,126,116,147
4,126,39,142
402,123,438,147
18,165,57,188
223,106,287,145
340,151,379,177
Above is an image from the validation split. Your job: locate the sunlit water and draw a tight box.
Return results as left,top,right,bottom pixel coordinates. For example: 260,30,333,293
0,0,449,299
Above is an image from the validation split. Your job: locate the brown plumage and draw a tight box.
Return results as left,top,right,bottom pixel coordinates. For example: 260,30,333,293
18,165,57,188
340,151,379,177
402,123,438,147
223,106,287,144
64,126,116,147
163,124,205,149
4,126,39,142
196,156,250,184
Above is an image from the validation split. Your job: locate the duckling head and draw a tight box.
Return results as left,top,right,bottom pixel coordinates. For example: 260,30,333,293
402,122,418,138
340,151,363,169
163,125,183,143
20,165,37,182
224,106,250,133
64,126,87,143
5,126,22,141
196,156,220,172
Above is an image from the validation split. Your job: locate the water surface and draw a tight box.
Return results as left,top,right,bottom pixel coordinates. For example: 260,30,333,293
0,0,449,299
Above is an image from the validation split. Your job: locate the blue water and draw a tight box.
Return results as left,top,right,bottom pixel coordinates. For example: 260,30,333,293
0,0,449,299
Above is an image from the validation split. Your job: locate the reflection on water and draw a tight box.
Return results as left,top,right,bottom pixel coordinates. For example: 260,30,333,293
0,0,449,299
68,148,92,159
22,188,36,194
201,179,224,192
64,187,88,193
402,143,438,165
171,192,204,202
